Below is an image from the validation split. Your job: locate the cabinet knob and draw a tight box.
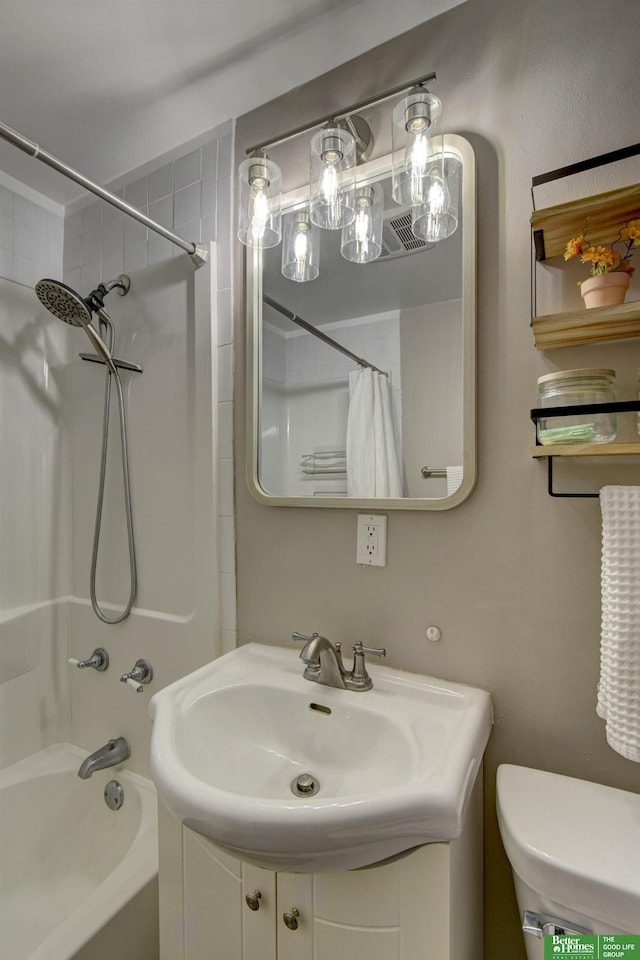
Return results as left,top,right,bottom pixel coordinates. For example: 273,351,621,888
245,890,262,911
282,907,300,930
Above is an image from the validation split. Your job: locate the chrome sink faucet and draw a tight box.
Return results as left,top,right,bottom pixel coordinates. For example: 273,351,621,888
77,737,130,779
292,632,386,691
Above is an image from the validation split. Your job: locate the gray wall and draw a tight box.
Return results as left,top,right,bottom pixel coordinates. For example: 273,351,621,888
234,1,640,957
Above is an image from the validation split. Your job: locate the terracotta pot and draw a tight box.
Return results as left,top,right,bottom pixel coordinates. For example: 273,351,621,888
580,271,631,309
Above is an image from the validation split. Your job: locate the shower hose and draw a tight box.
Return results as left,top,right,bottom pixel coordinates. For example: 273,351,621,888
90,317,137,623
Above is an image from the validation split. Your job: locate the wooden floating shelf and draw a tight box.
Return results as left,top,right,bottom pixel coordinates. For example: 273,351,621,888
531,183,640,261
532,299,640,349
531,442,640,458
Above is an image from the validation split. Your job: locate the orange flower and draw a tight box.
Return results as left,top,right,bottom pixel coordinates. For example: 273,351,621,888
564,235,584,259
581,246,619,267
565,219,638,277
620,219,640,245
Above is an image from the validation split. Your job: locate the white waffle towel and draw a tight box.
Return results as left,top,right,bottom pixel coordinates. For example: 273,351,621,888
598,485,640,762
446,466,463,496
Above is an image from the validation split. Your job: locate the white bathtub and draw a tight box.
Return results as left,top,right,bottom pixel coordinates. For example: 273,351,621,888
0,742,158,960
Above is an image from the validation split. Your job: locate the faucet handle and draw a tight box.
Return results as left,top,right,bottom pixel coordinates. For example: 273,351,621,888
348,641,387,691
355,642,386,659
120,658,152,693
291,632,319,642
68,647,109,672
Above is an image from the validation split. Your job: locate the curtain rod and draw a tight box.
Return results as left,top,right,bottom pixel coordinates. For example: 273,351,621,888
263,295,388,377
0,121,208,266
246,71,436,156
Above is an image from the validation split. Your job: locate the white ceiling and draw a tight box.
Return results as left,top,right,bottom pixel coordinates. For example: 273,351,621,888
0,0,467,206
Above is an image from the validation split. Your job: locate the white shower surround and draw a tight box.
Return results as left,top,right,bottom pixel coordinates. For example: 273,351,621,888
0,126,232,951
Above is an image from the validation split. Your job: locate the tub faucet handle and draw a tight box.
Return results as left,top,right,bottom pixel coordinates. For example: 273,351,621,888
67,647,109,671
120,658,153,693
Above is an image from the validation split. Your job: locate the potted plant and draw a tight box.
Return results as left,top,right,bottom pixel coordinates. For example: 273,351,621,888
564,218,639,308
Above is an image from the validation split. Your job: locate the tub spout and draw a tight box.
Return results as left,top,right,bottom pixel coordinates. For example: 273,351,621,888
77,737,130,779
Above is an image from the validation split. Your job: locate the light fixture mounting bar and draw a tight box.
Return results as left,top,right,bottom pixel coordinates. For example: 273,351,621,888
245,71,436,156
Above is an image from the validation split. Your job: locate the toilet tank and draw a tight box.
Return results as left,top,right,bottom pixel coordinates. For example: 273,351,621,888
496,764,640,959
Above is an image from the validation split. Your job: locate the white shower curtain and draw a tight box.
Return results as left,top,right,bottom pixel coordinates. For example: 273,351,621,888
346,368,402,498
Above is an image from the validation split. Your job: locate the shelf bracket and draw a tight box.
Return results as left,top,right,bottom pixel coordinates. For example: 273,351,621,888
533,229,546,263
545,456,600,499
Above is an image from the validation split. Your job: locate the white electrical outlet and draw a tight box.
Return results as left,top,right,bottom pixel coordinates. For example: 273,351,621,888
356,514,387,567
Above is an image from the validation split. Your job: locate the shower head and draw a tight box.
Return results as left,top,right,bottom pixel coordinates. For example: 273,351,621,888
35,277,129,375
35,277,94,326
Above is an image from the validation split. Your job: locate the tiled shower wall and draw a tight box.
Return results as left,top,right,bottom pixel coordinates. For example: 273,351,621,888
0,182,64,285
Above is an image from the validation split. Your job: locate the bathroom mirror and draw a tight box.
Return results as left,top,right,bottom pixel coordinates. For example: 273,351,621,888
246,134,476,509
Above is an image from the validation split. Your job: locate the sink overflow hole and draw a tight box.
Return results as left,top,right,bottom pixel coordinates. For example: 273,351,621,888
291,773,320,798
309,702,331,715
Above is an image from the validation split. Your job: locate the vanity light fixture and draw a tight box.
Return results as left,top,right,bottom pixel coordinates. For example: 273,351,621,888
237,70,459,263
310,125,357,230
236,151,282,248
391,88,442,207
340,183,383,264
411,151,460,243
281,208,320,282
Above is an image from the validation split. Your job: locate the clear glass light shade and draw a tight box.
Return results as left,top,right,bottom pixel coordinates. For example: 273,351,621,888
391,91,442,207
281,209,320,282
411,154,461,243
340,184,383,264
237,155,282,248
310,126,356,230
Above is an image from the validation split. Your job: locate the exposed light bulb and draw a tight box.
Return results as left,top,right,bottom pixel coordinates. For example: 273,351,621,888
319,140,343,228
310,127,356,230
237,154,281,248
405,117,430,206
340,184,382,264
426,175,450,216
281,209,319,282
353,195,373,259
411,172,451,243
391,90,442,209
292,221,310,281
320,161,339,208
248,182,270,245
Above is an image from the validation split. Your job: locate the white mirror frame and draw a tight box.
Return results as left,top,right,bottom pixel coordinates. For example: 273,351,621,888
246,133,476,510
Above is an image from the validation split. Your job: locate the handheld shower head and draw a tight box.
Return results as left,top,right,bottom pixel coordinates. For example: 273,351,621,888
34,276,129,374
35,277,93,327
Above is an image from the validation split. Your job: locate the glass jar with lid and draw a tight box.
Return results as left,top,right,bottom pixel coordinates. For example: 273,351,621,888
536,368,617,445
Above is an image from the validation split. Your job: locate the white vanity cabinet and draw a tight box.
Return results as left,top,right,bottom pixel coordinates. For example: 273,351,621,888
158,775,484,960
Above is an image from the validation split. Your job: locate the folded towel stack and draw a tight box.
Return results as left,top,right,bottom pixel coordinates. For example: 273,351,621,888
598,485,640,763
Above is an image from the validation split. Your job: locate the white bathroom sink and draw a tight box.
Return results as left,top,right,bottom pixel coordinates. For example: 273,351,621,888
149,643,492,872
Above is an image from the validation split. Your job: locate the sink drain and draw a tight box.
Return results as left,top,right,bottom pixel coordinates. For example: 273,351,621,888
291,772,320,798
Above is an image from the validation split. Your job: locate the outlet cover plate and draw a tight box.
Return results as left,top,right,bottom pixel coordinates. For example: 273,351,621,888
356,514,387,567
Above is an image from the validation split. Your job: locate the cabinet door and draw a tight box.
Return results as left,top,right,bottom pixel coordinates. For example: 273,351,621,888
183,831,243,960
182,832,278,960
242,864,277,960
312,860,403,960
276,873,313,960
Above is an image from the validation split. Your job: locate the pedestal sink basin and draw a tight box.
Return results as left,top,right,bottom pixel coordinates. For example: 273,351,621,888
149,643,492,872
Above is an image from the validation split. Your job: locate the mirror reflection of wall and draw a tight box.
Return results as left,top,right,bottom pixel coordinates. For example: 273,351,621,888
400,300,463,498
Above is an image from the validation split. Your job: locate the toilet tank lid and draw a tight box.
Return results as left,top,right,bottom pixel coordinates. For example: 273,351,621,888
496,764,640,933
